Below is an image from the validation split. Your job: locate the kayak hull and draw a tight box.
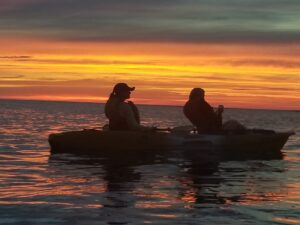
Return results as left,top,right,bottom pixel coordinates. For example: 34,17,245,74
49,130,177,154
48,129,294,159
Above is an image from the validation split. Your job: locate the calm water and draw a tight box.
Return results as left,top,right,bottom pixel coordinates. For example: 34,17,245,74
0,99,299,225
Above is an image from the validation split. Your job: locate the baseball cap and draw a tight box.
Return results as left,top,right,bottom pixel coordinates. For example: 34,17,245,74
113,83,135,94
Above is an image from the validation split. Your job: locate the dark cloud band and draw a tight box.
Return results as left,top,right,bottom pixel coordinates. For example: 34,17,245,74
0,0,299,43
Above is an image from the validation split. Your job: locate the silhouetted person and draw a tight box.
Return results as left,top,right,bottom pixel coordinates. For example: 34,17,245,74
183,88,223,133
105,83,153,131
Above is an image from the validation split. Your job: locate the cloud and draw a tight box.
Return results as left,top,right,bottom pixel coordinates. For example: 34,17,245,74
0,0,299,43
232,87,299,92
9,57,158,66
223,59,300,68
0,0,41,12
0,56,32,59
0,75,25,79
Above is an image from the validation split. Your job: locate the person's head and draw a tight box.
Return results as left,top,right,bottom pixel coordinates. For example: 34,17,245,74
111,83,135,101
189,88,205,101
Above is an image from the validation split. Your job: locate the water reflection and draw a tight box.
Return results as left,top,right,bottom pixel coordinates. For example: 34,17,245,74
1,100,299,225
102,158,141,193
1,148,296,224
178,162,225,206
47,148,290,210
48,151,159,210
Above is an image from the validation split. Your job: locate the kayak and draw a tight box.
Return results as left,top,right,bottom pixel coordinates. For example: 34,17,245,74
48,129,294,159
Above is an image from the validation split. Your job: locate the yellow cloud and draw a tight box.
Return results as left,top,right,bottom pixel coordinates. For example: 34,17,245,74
1,38,299,109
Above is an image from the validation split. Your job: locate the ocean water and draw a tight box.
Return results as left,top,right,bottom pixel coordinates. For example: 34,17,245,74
0,99,299,225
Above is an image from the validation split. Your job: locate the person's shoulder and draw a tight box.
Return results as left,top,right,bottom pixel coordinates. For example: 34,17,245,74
203,100,212,106
203,100,213,110
119,102,131,110
183,100,191,106
183,101,190,109
119,101,130,106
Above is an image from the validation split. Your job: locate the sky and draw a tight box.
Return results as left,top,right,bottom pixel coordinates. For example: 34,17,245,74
0,0,299,109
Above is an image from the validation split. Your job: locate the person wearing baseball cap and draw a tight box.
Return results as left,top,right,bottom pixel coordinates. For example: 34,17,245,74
104,83,154,131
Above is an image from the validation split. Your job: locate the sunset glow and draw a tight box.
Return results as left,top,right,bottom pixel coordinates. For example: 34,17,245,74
1,1,299,109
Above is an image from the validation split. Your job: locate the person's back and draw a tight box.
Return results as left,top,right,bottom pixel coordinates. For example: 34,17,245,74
105,95,130,130
183,88,222,133
184,98,215,133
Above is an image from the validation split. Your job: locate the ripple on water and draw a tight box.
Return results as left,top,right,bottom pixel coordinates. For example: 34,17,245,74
0,100,299,224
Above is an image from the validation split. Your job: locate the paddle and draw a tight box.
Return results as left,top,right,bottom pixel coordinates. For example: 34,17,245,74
154,127,172,132
155,126,196,133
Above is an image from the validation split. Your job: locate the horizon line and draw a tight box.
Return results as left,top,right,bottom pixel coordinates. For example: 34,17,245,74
0,98,299,112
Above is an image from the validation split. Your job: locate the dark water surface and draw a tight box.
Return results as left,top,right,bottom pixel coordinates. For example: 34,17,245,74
0,100,299,225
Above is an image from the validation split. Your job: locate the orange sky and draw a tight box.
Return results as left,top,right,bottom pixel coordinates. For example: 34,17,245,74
0,37,299,109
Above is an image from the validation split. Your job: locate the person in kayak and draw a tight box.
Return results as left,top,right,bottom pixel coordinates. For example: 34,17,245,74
183,88,223,133
105,83,154,131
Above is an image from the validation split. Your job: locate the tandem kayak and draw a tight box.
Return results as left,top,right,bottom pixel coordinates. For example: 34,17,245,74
48,129,294,159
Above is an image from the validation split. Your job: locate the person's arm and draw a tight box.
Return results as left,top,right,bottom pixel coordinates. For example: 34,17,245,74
128,101,140,124
120,103,153,131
